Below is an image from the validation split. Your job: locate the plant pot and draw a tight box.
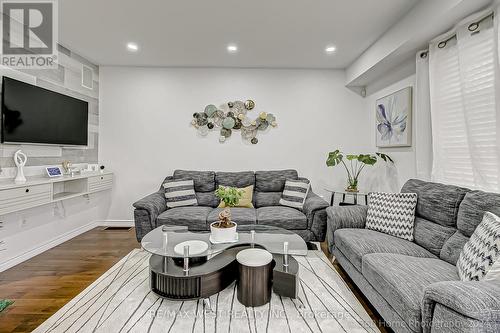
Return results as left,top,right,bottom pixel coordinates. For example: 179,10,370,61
210,221,237,243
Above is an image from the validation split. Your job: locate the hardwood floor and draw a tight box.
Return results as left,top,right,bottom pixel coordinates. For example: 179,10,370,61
0,227,139,333
0,228,390,333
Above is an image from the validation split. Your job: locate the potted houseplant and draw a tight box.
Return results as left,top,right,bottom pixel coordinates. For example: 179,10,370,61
326,149,394,192
211,186,243,243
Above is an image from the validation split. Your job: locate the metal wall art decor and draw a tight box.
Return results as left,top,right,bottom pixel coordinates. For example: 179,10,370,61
191,100,277,144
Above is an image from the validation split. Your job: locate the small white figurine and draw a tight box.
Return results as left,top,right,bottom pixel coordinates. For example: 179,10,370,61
14,150,27,184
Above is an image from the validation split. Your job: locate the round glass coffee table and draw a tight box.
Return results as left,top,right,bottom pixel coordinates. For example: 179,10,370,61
141,224,307,303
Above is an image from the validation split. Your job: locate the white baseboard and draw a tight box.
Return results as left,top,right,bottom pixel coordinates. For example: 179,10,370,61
0,220,98,272
98,220,134,227
0,219,135,272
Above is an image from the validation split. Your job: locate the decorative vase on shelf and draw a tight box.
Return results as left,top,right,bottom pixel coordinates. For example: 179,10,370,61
14,150,27,184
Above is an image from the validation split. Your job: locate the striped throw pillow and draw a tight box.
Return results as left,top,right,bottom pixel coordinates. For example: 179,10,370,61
163,179,198,208
279,179,310,210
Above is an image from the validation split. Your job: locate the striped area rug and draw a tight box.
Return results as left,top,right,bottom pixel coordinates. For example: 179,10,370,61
33,249,379,333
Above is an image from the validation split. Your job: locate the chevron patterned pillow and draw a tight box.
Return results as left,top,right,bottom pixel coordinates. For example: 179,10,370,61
457,212,500,281
365,192,418,241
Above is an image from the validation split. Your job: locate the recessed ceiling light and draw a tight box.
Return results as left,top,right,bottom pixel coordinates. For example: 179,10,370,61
227,44,238,53
325,45,337,54
127,42,139,52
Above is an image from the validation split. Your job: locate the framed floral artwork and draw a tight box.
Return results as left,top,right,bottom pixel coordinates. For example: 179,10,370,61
376,87,412,147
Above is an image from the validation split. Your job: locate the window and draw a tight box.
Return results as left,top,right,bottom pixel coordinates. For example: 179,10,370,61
429,12,499,192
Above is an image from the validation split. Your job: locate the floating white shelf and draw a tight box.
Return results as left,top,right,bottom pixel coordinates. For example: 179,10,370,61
0,171,113,215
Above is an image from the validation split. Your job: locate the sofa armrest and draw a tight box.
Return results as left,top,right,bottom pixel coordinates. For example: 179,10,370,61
326,205,368,252
326,205,368,230
302,191,329,241
422,281,500,332
303,192,329,217
132,191,167,241
133,191,167,217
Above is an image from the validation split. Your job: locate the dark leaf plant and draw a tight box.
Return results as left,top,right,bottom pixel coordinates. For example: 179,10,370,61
326,150,394,192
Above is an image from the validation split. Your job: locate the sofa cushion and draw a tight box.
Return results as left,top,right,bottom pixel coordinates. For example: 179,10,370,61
173,170,215,192
457,191,500,237
440,231,469,265
207,208,256,225
440,190,500,264
256,206,308,230
413,217,457,257
196,192,219,207
254,192,282,208
255,170,298,192
401,179,469,228
362,253,459,330
334,229,436,271
216,171,255,188
157,206,212,231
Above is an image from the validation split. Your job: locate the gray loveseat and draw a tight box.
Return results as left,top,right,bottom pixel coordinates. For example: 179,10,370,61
133,169,329,243
326,179,500,333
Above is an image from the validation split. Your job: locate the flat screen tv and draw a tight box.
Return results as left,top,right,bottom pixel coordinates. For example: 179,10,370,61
1,76,88,146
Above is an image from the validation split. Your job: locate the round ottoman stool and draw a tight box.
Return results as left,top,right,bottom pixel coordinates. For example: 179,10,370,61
236,248,274,307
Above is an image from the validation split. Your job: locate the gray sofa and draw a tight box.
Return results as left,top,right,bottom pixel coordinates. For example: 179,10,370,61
133,169,329,242
326,179,500,333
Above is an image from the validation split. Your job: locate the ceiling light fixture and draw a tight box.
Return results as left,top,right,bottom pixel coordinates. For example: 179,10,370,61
325,45,337,54
127,42,139,52
227,44,238,53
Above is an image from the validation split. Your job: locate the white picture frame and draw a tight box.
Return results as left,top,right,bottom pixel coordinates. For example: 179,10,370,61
46,166,63,177
375,87,412,147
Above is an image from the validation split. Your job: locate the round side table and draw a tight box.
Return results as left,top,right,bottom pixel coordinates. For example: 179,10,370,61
236,248,274,307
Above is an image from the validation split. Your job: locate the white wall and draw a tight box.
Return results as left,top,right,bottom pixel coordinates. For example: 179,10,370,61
364,74,417,192
99,67,370,220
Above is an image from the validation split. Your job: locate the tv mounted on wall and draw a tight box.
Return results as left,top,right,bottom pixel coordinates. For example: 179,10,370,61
1,76,89,146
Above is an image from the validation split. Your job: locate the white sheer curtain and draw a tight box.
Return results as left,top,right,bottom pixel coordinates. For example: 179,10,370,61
428,7,500,192
415,50,432,181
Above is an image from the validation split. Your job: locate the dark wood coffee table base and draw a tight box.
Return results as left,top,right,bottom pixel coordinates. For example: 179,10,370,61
149,244,299,301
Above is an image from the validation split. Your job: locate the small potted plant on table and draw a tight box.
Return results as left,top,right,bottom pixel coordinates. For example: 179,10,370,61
211,186,243,243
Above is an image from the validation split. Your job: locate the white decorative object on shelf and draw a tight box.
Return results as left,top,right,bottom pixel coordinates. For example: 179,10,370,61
14,150,27,184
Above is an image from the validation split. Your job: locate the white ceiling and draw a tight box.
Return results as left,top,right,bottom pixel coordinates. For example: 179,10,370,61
59,0,420,69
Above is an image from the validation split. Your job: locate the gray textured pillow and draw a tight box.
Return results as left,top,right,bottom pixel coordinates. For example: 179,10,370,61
365,192,418,241
457,212,500,281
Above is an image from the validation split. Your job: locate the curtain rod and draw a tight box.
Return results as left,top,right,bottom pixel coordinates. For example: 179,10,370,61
438,12,494,49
